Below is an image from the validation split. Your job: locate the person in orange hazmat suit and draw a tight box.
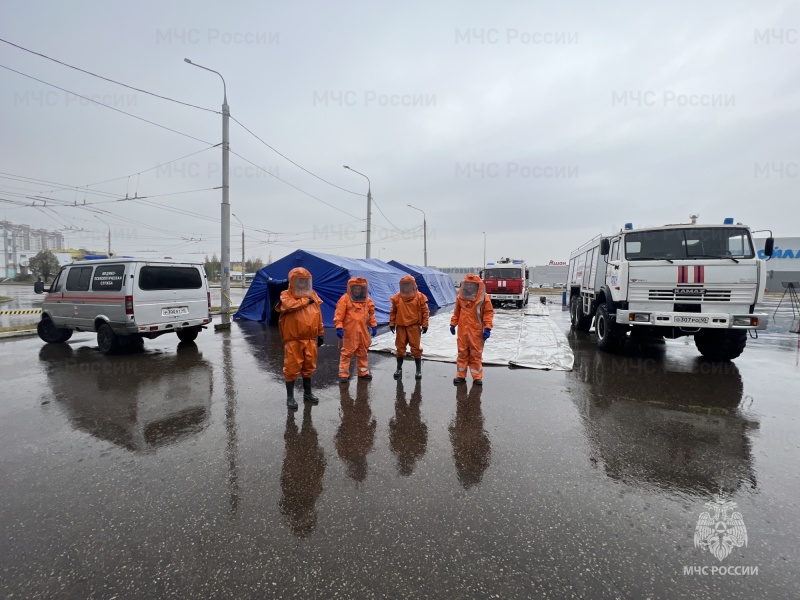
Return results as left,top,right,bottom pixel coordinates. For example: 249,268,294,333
275,267,325,410
450,273,494,385
389,274,430,380
334,277,377,383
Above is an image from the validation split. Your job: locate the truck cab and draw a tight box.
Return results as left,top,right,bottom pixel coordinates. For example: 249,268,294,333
482,258,529,308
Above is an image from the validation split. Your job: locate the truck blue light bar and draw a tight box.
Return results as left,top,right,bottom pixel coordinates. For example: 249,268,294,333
723,217,734,225
624,223,633,230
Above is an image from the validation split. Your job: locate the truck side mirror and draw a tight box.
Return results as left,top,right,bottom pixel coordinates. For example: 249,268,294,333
764,237,775,257
600,239,610,256
34,281,44,294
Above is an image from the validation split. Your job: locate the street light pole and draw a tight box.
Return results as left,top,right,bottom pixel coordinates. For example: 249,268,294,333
232,214,245,289
482,231,486,273
407,204,427,266
343,165,372,259
185,58,231,326
95,216,111,256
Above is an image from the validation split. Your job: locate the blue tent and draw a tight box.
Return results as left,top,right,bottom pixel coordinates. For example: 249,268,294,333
234,250,408,326
388,260,458,308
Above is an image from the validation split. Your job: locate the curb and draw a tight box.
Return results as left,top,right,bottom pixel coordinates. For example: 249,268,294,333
0,329,38,339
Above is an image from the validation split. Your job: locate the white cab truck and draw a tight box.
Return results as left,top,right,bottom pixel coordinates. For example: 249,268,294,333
567,220,775,360
34,258,212,354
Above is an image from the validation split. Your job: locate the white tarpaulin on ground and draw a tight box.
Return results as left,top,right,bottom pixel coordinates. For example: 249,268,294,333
369,302,574,371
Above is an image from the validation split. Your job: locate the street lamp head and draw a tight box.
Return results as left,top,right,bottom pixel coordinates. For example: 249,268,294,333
343,165,350,169
183,58,193,64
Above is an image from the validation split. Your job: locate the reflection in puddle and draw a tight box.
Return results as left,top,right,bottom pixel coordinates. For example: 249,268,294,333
280,405,326,538
389,380,428,477
335,379,376,483
39,343,213,452
449,384,491,489
568,340,757,497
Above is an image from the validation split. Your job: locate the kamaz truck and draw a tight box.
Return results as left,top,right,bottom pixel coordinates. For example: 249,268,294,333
482,258,529,308
567,219,774,360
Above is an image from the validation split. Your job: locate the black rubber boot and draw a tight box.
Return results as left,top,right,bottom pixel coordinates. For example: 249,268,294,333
393,356,403,380
473,379,483,386
414,357,422,380
303,377,319,405
453,377,466,385
286,381,298,410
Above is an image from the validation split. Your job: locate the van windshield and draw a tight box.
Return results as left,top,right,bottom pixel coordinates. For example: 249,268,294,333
139,266,202,290
625,228,754,260
484,268,521,279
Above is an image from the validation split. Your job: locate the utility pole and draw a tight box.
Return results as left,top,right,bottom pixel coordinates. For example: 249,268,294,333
95,216,112,257
186,58,231,327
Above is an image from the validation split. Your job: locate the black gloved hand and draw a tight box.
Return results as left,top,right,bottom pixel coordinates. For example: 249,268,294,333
422,326,428,334
317,336,324,347
308,298,315,304
390,326,396,334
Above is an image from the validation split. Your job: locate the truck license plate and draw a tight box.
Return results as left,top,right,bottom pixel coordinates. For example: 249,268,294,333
674,316,709,324
162,307,189,316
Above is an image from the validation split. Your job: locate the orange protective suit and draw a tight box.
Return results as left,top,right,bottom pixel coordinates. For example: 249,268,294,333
276,267,324,381
389,275,430,358
334,277,377,379
450,273,494,381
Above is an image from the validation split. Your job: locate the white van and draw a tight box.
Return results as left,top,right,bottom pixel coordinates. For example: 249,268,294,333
34,258,211,354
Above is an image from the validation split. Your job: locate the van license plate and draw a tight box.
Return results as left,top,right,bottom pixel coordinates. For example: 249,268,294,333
162,307,189,316
674,316,708,324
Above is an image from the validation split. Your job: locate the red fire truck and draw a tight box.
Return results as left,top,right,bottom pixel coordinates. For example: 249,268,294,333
481,258,529,308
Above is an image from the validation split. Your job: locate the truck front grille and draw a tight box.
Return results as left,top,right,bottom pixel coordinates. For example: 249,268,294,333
646,289,732,302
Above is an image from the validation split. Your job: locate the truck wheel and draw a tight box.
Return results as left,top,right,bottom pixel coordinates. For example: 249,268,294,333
515,300,524,309
97,323,120,355
694,330,747,361
177,328,199,343
571,297,592,332
37,317,73,344
595,304,624,352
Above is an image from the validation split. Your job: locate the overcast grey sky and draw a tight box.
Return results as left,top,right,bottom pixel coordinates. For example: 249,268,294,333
1,0,797,268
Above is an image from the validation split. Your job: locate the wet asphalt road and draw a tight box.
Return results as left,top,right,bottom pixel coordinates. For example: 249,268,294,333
1,302,798,598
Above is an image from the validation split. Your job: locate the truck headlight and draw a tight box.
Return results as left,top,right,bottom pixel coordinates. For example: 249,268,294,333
628,313,650,323
733,316,758,326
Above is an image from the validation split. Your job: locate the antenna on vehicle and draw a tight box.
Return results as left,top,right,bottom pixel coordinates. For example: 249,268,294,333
690,214,699,224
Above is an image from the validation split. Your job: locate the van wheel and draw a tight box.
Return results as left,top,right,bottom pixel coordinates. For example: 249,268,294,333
694,330,747,361
595,304,624,352
129,335,145,350
97,323,120,355
37,318,72,344
177,328,199,343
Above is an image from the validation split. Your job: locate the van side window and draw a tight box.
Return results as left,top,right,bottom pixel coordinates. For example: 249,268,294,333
611,239,620,261
92,265,125,292
66,267,94,291
139,266,202,290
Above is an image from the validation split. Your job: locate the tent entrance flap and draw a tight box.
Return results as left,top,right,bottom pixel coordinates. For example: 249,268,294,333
267,281,288,325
